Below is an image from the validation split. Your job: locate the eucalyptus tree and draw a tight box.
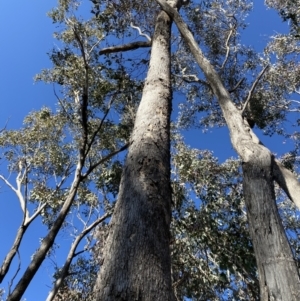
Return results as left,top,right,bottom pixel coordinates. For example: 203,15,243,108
93,1,189,300
267,0,300,32
170,133,259,301
0,0,141,300
2,0,300,300
155,0,300,299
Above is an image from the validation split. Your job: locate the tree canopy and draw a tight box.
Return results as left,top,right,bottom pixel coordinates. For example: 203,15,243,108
1,0,300,300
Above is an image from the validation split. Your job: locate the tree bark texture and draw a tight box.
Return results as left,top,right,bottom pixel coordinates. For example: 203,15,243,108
94,7,175,301
243,155,300,300
154,1,300,299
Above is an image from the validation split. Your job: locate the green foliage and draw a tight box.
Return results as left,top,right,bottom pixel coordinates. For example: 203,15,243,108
2,0,300,300
171,134,258,300
52,256,98,301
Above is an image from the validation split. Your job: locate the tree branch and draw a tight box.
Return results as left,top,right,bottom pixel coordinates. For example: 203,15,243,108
228,78,244,93
85,94,116,157
130,22,151,42
7,251,21,295
220,25,235,70
0,226,26,284
99,41,151,55
45,213,110,301
241,65,269,115
272,160,300,209
82,143,129,180
6,162,84,301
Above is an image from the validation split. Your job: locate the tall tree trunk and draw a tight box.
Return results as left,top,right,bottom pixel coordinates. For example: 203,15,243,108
243,157,300,300
154,1,300,300
93,3,178,301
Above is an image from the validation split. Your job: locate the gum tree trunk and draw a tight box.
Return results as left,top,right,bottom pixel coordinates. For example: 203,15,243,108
94,2,180,301
154,1,300,299
243,156,300,300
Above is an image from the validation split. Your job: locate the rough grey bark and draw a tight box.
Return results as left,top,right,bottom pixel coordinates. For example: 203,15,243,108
93,4,178,301
243,158,300,300
155,0,300,299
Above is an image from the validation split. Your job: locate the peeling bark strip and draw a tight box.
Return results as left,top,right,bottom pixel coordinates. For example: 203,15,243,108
155,0,300,300
93,2,183,301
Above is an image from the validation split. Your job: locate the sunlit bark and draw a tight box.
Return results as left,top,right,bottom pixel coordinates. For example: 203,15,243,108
155,0,300,299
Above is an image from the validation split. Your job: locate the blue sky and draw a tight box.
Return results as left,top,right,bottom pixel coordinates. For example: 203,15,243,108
0,1,294,300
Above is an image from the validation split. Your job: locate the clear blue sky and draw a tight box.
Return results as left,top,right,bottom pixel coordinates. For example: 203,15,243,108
0,1,292,300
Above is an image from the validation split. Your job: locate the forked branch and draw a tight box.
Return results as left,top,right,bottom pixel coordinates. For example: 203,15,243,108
46,213,110,301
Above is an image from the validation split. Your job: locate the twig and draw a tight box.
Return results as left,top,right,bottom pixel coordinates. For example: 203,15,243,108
45,213,110,301
7,251,21,295
241,65,269,114
220,26,235,69
88,39,102,57
82,143,129,180
0,118,10,134
228,78,244,93
84,94,116,157
52,85,73,124
130,22,151,42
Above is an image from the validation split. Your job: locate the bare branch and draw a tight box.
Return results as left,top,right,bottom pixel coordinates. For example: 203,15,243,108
289,99,300,105
228,78,244,93
0,174,29,221
7,251,21,294
0,175,17,193
241,65,269,114
99,41,151,55
88,39,102,57
45,213,110,301
82,143,129,180
0,227,25,284
130,22,151,42
85,95,116,157
220,26,235,70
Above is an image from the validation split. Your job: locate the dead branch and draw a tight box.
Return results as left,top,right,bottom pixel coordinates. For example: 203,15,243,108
99,41,151,55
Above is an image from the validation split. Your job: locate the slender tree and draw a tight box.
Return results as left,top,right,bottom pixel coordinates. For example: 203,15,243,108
155,0,300,299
